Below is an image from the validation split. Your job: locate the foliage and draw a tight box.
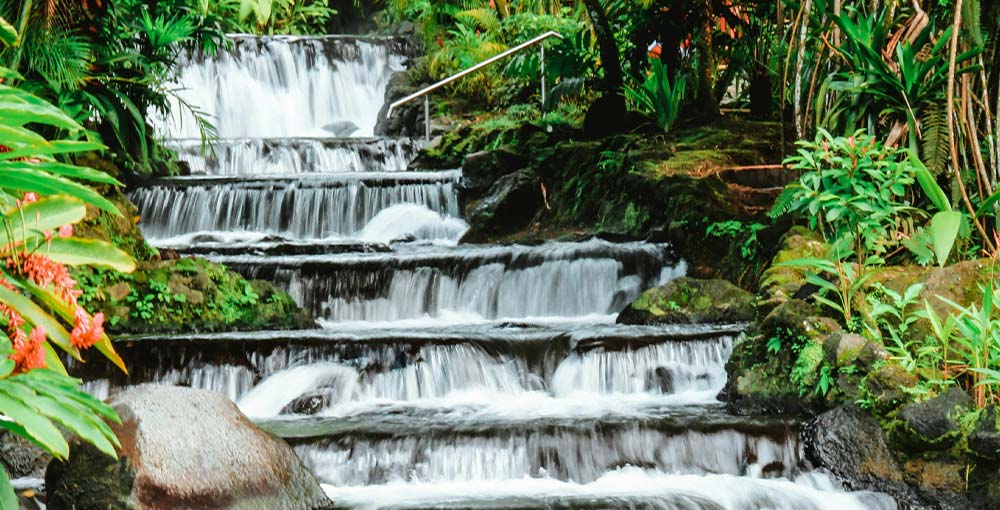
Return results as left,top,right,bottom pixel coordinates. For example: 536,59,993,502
626,58,688,132
705,220,766,260
0,67,135,501
771,129,918,261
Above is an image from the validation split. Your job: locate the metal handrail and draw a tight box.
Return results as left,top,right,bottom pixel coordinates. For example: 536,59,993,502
386,30,564,141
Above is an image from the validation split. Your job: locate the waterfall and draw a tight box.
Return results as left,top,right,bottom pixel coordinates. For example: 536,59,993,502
159,36,405,138
130,172,461,242
106,32,898,510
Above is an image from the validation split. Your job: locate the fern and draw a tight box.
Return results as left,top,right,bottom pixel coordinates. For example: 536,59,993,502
455,8,502,33
921,102,949,176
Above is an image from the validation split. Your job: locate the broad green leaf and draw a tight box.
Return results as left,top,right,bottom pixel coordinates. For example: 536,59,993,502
909,150,951,212
0,385,68,458
43,343,68,376
0,166,119,214
975,188,1000,217
928,211,962,267
0,140,108,162
2,196,86,247
40,238,135,272
8,381,118,458
0,100,79,132
0,285,81,360
0,463,15,510
0,16,17,47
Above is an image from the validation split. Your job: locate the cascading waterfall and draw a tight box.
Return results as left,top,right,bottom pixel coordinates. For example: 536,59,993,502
108,32,900,510
159,36,404,138
173,138,420,176
221,240,684,323
130,172,461,241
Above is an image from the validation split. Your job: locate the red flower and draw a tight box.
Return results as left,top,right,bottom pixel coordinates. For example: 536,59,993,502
58,224,73,238
10,326,46,373
19,252,79,305
70,308,103,349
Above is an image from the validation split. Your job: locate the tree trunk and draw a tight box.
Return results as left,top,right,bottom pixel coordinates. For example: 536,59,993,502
694,0,720,118
581,0,624,96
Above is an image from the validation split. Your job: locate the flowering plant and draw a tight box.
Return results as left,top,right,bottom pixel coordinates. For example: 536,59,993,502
0,65,134,504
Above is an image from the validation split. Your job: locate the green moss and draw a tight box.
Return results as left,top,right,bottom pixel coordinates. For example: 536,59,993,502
73,257,313,335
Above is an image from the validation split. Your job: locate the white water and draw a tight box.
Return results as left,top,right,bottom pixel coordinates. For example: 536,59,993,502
159,37,404,138
130,172,461,241
173,138,418,175
117,33,897,510
321,468,896,510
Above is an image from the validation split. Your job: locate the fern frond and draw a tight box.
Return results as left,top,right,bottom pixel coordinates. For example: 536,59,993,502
920,102,949,176
455,8,502,33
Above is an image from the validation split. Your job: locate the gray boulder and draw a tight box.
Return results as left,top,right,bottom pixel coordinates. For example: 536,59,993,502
462,169,541,241
46,384,331,510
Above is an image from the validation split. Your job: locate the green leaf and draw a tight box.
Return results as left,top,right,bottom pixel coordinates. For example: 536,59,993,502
0,463,15,510
0,384,68,459
2,196,86,247
0,17,17,47
909,150,951,212
7,380,118,458
928,211,962,267
0,166,119,214
39,238,135,272
0,285,80,360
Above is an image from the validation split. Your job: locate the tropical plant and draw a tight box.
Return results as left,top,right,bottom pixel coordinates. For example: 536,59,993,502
626,58,688,132
0,64,134,501
771,129,918,262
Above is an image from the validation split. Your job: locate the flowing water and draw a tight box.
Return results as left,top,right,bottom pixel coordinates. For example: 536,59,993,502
105,34,899,509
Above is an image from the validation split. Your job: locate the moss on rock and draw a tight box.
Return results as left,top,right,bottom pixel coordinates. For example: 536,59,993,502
617,277,755,325
73,258,313,335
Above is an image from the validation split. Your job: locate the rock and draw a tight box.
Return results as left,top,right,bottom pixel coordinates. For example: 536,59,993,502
462,169,541,241
645,367,674,394
374,73,424,138
582,94,649,138
823,332,887,368
281,390,335,416
46,385,332,510
617,277,755,325
897,387,974,447
322,121,359,137
969,406,1000,461
806,405,907,496
758,227,827,314
903,459,966,492
0,431,50,479
460,149,530,198
862,363,918,414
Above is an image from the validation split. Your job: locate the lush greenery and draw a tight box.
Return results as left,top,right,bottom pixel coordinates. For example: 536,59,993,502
0,61,136,501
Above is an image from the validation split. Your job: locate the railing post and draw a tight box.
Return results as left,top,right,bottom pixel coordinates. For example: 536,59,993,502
540,43,546,116
424,95,430,142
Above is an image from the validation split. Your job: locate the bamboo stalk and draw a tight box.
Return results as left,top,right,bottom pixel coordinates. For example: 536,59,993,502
946,0,996,253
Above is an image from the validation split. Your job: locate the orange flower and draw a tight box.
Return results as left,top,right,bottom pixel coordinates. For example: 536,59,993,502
70,308,104,349
10,326,46,373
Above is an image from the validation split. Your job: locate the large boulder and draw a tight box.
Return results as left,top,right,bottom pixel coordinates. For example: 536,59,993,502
0,431,49,479
461,169,542,242
374,73,424,138
459,149,530,198
806,405,908,498
617,277,755,325
894,387,974,449
46,385,331,510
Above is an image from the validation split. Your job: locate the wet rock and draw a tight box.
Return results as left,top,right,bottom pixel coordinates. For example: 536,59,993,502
757,227,826,315
862,363,918,414
46,385,332,510
903,459,966,492
374,73,424,138
462,169,541,242
460,149,530,198
806,405,907,497
0,431,50,479
645,367,674,394
969,406,1000,461
322,120,359,137
617,277,755,325
823,332,887,369
897,387,974,448
281,390,335,416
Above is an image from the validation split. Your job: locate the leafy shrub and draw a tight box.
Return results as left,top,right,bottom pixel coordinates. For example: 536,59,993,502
625,58,688,132
0,66,135,501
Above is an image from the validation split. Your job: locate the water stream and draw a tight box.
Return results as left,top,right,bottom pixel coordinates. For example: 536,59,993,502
106,34,899,510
